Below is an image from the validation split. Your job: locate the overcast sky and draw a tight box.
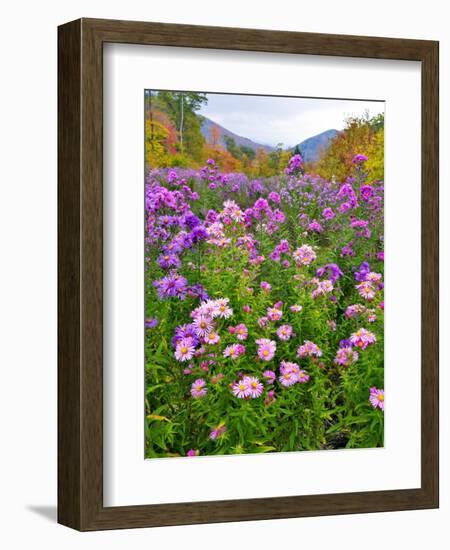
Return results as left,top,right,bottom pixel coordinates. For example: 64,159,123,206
198,93,384,148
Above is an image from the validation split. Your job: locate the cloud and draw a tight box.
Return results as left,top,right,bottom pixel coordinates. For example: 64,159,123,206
199,93,384,147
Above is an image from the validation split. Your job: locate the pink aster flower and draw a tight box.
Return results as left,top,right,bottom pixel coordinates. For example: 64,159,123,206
232,379,250,398
223,344,244,359
279,370,297,387
293,244,316,266
193,314,214,338
290,304,302,313
280,360,299,374
277,324,293,341
350,328,377,350
260,281,272,292
213,298,233,319
263,370,276,384
322,207,335,220
297,369,310,383
334,346,359,367
345,304,366,319
256,338,276,361
235,323,248,340
267,306,283,321
244,376,264,398
257,316,269,328
366,271,382,283
265,389,276,405
175,337,196,362
312,279,334,298
210,424,227,440
308,219,323,233
356,281,376,300
187,449,199,457
190,378,207,398
297,340,322,358
369,387,384,410
204,331,220,345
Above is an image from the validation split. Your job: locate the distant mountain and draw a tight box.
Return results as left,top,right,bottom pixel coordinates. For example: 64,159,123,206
295,129,339,163
200,115,338,163
200,116,274,153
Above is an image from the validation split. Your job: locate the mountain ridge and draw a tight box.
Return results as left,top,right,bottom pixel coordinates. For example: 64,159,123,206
200,116,274,153
200,115,339,163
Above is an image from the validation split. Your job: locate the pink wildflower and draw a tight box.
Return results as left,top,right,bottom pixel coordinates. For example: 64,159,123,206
369,387,384,410
244,376,264,398
334,346,359,366
190,378,207,398
293,244,316,266
175,338,196,362
204,331,220,345
187,449,199,457
267,306,283,321
235,323,248,341
256,338,277,361
350,328,377,350
223,344,244,359
297,340,322,358
277,324,293,341
263,370,276,384
232,379,250,398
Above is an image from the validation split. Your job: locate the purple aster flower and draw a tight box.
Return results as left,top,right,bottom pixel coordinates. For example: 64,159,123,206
268,191,281,203
157,253,181,270
153,273,188,300
352,154,368,164
316,263,343,283
360,184,374,201
145,318,158,329
354,261,371,282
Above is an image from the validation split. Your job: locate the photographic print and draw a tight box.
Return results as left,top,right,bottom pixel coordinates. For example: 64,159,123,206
144,90,385,459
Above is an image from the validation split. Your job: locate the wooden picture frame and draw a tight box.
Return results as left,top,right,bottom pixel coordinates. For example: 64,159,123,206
58,18,439,531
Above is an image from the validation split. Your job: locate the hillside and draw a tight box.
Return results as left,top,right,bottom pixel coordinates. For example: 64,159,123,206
295,129,339,163
200,116,274,153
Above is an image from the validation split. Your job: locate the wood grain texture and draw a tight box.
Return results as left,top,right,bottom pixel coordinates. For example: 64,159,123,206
57,18,439,531
57,19,82,530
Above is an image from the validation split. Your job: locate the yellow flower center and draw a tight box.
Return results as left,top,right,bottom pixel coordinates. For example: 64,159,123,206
181,347,188,354
378,394,384,401
263,350,269,356
251,382,257,388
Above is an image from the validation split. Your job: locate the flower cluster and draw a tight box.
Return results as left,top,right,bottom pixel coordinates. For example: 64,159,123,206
146,150,384,459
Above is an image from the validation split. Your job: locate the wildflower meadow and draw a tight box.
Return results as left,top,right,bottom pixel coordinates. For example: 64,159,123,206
145,92,384,459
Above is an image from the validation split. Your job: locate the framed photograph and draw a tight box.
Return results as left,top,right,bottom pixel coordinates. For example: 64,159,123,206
58,18,439,530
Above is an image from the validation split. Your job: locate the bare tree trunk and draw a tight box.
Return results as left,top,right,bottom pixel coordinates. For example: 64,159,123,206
149,91,154,151
179,94,184,151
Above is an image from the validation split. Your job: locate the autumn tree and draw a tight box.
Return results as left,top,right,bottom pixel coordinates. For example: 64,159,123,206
315,113,384,182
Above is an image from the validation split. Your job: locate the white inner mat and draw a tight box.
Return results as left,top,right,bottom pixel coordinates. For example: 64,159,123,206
103,43,421,507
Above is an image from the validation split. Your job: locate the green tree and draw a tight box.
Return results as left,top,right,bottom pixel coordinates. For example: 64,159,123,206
153,91,208,161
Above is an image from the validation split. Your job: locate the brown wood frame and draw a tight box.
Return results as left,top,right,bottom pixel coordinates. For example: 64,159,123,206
58,17,439,531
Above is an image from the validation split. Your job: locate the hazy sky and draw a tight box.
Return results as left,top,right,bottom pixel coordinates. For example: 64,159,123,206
199,93,384,148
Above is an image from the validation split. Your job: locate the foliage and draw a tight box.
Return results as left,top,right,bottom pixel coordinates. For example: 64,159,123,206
314,113,384,181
